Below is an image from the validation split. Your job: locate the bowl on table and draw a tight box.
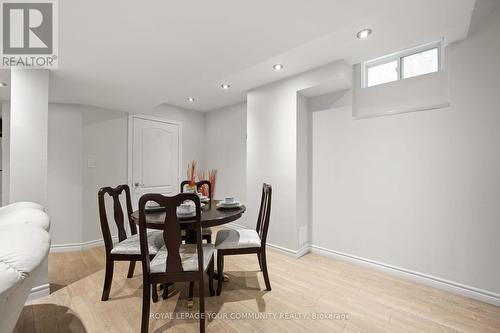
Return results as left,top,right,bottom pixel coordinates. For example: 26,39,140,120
217,196,243,209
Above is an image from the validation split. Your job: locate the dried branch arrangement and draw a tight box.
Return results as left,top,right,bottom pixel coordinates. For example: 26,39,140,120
186,160,197,186
208,169,217,198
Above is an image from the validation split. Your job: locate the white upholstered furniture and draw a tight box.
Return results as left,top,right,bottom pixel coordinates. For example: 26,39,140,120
0,202,49,230
0,202,50,333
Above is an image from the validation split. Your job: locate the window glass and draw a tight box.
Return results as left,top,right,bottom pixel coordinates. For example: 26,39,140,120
366,60,398,87
402,48,438,79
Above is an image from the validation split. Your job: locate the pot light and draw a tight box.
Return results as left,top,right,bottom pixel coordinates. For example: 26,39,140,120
356,28,372,40
187,97,195,102
0,82,7,87
273,63,284,71
221,83,230,90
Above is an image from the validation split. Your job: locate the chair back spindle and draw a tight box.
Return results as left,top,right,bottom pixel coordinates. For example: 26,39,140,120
255,183,272,247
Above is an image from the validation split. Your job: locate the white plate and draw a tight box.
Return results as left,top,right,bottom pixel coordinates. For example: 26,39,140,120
218,200,240,206
217,201,242,209
177,204,204,215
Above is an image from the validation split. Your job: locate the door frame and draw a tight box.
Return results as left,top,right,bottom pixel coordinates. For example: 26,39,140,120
127,114,183,200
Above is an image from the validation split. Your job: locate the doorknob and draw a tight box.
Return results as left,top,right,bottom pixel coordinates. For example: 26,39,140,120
134,182,144,187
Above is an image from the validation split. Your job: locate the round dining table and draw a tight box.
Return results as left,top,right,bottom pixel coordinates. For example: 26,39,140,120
130,199,245,285
130,199,246,238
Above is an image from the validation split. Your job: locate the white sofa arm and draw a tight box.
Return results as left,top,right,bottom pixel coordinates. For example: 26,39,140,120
0,207,50,231
0,223,50,333
0,202,44,213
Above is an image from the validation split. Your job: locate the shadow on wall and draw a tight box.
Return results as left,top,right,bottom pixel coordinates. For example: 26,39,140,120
15,304,87,332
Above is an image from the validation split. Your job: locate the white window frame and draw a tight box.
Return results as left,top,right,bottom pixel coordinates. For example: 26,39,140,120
362,40,444,88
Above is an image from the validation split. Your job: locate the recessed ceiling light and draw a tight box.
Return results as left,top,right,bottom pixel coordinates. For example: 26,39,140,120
0,82,7,87
187,97,195,102
221,83,230,90
273,64,284,71
356,28,372,40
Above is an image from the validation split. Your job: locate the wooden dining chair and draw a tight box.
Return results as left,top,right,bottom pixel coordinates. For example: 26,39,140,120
214,183,272,295
138,192,215,333
180,180,213,243
98,185,164,301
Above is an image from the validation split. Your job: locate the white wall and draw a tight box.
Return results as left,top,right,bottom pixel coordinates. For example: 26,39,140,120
48,104,83,245
0,103,2,204
9,70,49,206
1,102,9,206
247,81,299,251
81,106,128,243
296,93,311,247
247,61,351,252
45,103,206,246
311,6,500,299
204,103,247,224
353,67,450,118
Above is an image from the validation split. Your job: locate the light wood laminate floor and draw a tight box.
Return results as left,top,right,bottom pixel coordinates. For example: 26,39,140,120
15,245,500,332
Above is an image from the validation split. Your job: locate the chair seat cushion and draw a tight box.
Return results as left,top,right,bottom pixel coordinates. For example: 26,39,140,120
181,228,212,237
150,244,214,273
215,229,261,250
111,230,164,255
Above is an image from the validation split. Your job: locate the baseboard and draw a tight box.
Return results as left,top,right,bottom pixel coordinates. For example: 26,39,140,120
310,245,500,307
224,222,310,258
220,228,500,306
50,235,118,252
295,244,310,257
266,242,310,258
265,242,299,256
26,283,50,303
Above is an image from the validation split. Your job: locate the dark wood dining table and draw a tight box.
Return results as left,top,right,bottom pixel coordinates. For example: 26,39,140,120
130,200,246,243
130,200,246,284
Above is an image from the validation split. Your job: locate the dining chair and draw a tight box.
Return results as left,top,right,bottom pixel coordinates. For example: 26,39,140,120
214,183,272,295
138,192,215,333
98,185,164,301
180,180,213,243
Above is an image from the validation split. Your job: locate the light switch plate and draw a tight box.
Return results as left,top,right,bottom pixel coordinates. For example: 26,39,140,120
87,158,96,168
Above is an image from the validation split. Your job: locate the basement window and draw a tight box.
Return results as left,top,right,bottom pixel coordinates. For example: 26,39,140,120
363,41,442,88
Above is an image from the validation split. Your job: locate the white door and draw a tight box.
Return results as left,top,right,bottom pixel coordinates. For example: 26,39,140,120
130,116,180,206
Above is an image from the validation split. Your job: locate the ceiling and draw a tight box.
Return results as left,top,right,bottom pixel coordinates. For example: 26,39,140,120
0,0,476,112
